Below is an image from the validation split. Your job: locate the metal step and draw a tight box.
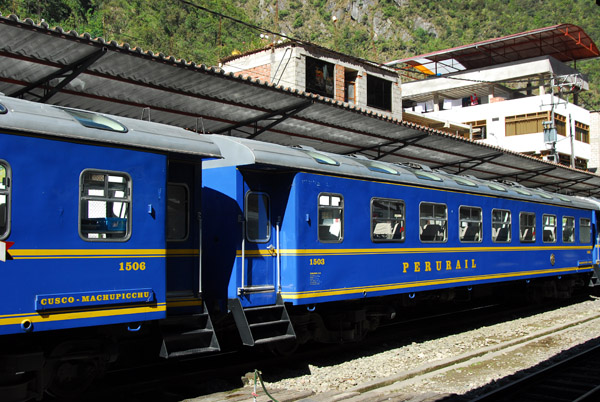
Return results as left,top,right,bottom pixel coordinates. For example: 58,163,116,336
228,294,296,347
589,265,600,287
159,312,220,358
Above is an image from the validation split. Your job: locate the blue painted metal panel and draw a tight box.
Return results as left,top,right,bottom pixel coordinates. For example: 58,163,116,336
0,132,167,335
278,172,594,305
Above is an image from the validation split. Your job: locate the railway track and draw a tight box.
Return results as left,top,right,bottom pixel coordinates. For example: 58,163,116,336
57,296,598,402
468,340,600,402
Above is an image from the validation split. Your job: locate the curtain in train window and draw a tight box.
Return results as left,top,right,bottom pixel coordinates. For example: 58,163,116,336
0,161,10,240
245,192,270,242
580,218,591,243
318,193,343,243
419,202,447,242
492,209,511,243
79,170,131,241
562,216,575,243
167,184,189,241
459,206,482,243
542,214,557,243
519,212,536,243
371,198,405,242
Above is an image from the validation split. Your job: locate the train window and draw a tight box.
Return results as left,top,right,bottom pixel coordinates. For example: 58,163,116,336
318,193,343,243
562,216,575,243
542,214,557,243
167,184,189,241
0,103,7,114
62,108,128,133
459,206,482,243
79,170,131,241
0,161,10,240
488,183,507,192
580,218,591,243
419,202,447,242
519,212,536,243
371,198,405,242
245,192,270,243
492,209,511,243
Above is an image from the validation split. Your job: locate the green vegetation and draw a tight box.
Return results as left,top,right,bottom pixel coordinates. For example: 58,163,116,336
1,0,599,108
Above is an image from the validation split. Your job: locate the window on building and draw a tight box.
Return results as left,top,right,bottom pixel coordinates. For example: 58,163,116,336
554,114,567,136
575,122,590,143
459,206,482,243
167,184,189,241
80,170,131,241
245,192,270,242
464,120,487,140
580,218,591,243
419,202,447,242
318,193,343,242
542,214,556,243
492,209,511,243
0,161,10,240
505,112,565,137
305,56,335,98
367,74,392,111
371,198,405,242
345,70,357,105
562,216,575,243
519,212,536,243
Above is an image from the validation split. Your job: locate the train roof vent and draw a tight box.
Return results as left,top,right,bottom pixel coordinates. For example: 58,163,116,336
556,194,572,202
400,162,433,172
301,149,340,166
60,108,128,133
362,161,400,175
0,103,6,114
453,176,478,187
347,154,370,160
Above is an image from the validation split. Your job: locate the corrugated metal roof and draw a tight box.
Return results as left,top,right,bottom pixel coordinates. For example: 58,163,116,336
1,14,599,197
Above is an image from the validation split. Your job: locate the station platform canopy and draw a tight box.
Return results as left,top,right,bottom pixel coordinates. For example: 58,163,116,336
1,15,599,197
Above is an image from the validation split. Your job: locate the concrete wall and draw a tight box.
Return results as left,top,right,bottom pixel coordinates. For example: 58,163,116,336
590,111,600,170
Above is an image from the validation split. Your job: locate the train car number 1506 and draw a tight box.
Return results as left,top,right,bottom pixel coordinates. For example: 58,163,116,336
119,262,147,271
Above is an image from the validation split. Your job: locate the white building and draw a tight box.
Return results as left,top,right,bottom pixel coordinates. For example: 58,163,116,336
386,24,599,170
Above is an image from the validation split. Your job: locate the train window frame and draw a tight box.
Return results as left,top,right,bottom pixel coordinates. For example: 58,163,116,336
459,206,482,243
371,198,405,243
0,103,7,114
492,209,511,243
61,108,128,133
579,218,591,243
562,216,575,243
519,212,536,243
245,191,271,243
79,169,132,242
419,202,448,243
166,183,190,242
542,214,557,243
0,160,11,240
318,193,344,243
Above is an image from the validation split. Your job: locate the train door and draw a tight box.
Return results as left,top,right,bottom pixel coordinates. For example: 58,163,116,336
238,189,278,307
166,161,201,303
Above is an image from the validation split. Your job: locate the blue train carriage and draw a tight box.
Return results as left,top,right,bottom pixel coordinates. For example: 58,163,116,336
0,95,221,400
202,135,599,348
